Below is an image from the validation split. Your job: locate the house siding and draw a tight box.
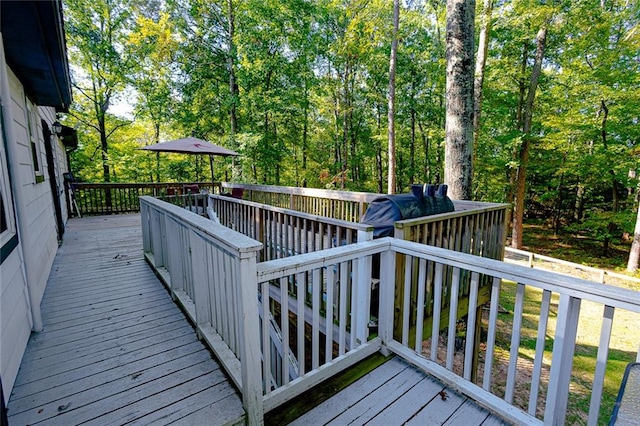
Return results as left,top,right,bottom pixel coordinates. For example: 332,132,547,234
7,68,59,306
1,53,65,402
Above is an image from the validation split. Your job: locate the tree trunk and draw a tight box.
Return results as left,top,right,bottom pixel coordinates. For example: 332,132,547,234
154,122,160,182
574,183,585,221
418,120,430,183
227,0,240,180
444,0,475,200
473,0,493,154
376,103,384,193
628,201,640,272
511,25,548,249
508,43,529,206
410,74,416,185
387,0,400,194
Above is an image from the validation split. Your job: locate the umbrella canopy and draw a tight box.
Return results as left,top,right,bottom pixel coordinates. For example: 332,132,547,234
140,137,239,156
140,137,239,189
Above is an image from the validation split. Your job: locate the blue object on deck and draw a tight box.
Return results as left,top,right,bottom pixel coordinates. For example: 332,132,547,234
360,184,455,238
610,362,640,425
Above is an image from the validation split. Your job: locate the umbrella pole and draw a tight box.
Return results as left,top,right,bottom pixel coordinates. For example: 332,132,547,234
209,155,215,192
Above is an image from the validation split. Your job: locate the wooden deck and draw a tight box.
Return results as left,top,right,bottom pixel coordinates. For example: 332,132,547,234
6,214,245,425
290,357,509,426
7,213,512,425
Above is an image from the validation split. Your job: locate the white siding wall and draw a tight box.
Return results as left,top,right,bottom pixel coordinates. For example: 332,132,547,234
7,68,58,306
0,63,60,402
0,250,31,403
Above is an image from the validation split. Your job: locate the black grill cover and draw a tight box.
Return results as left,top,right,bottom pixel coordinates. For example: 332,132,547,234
361,184,454,238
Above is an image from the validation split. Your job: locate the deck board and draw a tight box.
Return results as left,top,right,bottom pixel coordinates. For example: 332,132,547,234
7,214,245,425
292,357,511,426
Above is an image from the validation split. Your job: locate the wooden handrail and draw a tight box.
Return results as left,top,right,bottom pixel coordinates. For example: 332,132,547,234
68,182,222,216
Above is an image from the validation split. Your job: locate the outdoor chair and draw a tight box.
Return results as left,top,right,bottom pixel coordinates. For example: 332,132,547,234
183,184,199,194
231,188,244,199
609,362,640,425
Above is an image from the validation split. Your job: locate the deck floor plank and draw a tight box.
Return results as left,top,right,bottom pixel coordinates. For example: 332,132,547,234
7,214,245,426
404,386,468,425
325,364,425,425
17,314,187,364
367,373,447,425
293,357,514,426
289,356,411,425
18,320,192,370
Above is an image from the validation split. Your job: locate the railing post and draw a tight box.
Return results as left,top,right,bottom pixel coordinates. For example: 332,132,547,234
379,240,396,356
150,207,165,268
237,249,264,425
355,241,373,345
544,294,581,426
189,230,212,331
140,200,151,254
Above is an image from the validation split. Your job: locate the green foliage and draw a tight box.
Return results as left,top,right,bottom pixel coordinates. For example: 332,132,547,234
569,210,636,243
64,0,638,237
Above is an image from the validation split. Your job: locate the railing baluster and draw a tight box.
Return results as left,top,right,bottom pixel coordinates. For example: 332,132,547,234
212,244,223,332
280,276,290,385
402,256,412,346
414,258,427,353
312,268,321,369
262,281,271,395
339,261,348,356
325,263,335,363
463,272,480,380
544,294,581,425
297,272,305,376
430,263,444,362
505,282,526,403
446,267,461,371
483,276,502,391
350,258,358,350
587,305,614,426
529,289,552,415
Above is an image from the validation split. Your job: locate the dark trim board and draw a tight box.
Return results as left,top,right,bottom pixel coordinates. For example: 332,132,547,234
0,234,18,264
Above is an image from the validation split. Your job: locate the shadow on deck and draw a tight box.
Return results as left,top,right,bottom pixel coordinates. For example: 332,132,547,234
6,214,245,425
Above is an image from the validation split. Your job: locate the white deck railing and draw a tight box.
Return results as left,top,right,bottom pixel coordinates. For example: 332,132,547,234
208,194,374,262
140,196,640,426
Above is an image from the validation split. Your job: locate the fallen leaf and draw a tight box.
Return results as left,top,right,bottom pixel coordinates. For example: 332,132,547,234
58,403,71,412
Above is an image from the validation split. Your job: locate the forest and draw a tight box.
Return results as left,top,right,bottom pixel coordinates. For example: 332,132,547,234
61,0,639,270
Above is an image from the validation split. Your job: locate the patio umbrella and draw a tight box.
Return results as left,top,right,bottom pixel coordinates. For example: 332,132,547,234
140,137,239,187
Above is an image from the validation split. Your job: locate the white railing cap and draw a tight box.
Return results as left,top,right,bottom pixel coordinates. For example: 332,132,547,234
140,196,263,254
208,194,374,232
390,238,640,312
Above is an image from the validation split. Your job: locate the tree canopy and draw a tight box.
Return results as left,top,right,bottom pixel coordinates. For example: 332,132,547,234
62,0,639,259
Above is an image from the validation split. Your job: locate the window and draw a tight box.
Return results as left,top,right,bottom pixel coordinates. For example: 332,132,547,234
26,102,44,183
0,188,7,233
0,149,18,263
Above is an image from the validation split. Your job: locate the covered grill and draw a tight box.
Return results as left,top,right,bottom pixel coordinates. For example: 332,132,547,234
361,184,455,238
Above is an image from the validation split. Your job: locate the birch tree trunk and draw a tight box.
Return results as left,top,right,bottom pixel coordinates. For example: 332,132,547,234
628,201,640,272
445,0,475,200
387,0,400,194
512,25,548,248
